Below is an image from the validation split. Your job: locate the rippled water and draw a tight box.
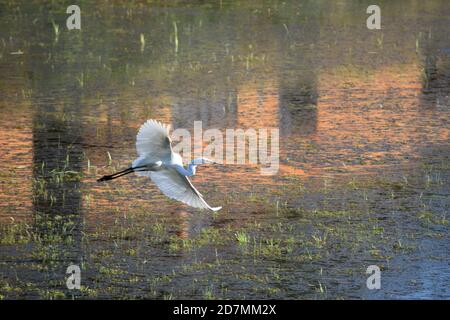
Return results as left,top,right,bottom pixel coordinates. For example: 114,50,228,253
0,1,449,299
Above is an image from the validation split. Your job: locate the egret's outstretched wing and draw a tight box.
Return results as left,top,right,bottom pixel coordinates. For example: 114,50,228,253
144,167,222,211
136,119,172,163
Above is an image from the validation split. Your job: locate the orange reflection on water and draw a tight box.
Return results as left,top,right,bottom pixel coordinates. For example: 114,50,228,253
53,62,450,237
236,81,279,129
0,120,33,223
311,62,445,173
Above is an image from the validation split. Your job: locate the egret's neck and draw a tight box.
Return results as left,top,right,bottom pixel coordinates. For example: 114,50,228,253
172,163,196,176
187,163,197,176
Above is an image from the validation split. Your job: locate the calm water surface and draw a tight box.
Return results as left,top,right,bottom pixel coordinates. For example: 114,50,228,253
0,1,449,299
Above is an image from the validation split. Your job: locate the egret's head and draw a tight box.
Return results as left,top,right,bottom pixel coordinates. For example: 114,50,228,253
191,157,216,165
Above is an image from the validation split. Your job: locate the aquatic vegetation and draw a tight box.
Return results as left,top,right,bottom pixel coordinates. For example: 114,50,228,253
234,230,249,245
0,221,32,245
99,266,124,276
418,211,448,227
0,0,448,300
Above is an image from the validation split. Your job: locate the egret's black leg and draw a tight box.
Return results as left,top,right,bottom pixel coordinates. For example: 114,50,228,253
97,169,133,181
97,165,147,182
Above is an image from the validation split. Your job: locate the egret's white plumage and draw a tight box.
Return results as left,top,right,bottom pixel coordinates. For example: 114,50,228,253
135,120,172,164
99,119,221,211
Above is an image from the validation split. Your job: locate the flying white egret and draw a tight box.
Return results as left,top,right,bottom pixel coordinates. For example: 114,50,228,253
98,119,222,211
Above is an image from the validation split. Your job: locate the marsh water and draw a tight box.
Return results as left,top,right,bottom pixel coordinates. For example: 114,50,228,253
0,1,449,299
